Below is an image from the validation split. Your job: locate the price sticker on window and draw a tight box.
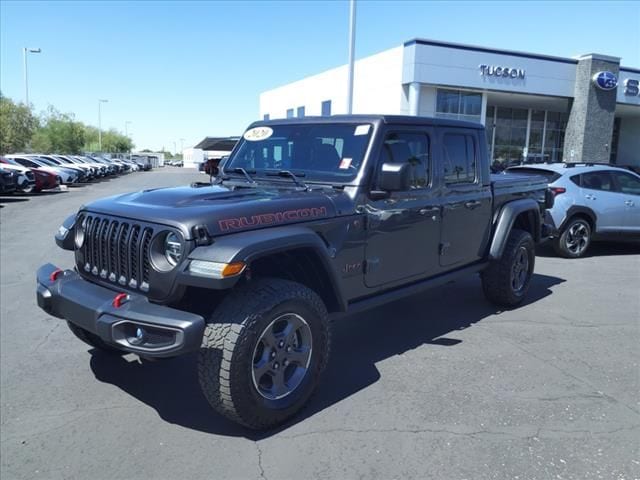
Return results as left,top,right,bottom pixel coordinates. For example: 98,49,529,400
354,125,370,136
339,157,353,169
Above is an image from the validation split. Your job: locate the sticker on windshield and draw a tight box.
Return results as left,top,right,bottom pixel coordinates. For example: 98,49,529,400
243,126,273,141
339,157,353,169
354,125,370,136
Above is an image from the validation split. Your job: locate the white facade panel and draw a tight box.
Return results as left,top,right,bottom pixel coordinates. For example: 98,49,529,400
260,47,404,119
403,42,577,98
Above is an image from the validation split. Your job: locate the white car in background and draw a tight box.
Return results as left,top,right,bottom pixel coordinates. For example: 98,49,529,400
6,155,78,184
0,160,36,193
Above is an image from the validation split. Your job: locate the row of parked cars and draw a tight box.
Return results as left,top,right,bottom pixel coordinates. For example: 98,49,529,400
0,154,143,194
506,162,640,258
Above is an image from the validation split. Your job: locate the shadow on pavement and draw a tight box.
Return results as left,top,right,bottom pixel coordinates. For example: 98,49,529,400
537,240,640,258
89,272,564,439
0,196,30,204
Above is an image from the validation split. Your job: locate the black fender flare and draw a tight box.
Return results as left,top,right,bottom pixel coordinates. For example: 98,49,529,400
558,206,597,233
185,226,347,311
489,199,540,260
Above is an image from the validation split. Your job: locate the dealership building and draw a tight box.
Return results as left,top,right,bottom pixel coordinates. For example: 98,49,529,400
260,39,640,167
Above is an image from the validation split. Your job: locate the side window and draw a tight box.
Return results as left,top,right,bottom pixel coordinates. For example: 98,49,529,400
380,132,430,189
581,172,614,192
443,133,476,185
613,172,640,195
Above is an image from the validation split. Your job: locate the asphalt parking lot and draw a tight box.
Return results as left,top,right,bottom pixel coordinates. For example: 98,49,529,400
1,168,639,480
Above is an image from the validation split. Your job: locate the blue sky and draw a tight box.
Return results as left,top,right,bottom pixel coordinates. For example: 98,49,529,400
1,0,639,152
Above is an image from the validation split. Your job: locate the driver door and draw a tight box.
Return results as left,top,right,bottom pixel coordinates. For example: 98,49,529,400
364,128,441,288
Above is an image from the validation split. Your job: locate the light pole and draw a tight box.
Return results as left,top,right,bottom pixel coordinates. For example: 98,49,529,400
98,99,108,151
125,121,132,137
179,138,185,153
23,47,41,105
346,0,356,114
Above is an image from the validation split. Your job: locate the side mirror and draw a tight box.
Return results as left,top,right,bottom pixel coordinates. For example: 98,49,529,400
378,162,411,192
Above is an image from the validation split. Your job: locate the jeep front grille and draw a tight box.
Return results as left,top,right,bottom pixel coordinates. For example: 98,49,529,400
78,214,154,292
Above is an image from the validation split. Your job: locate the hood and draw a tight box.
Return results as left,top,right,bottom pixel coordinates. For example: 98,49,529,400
81,183,353,239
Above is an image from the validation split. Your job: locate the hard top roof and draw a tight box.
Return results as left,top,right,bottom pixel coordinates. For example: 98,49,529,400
251,114,484,130
508,163,638,175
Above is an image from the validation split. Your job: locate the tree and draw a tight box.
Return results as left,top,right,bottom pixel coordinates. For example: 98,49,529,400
0,93,39,154
32,107,86,154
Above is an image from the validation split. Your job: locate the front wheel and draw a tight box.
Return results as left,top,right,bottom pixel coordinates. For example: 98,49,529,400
481,228,535,307
554,217,592,258
198,278,331,430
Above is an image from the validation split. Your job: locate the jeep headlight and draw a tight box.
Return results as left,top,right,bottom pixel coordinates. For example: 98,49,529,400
164,232,183,267
75,216,87,248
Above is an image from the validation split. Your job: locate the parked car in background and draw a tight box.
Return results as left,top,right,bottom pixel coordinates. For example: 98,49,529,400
130,155,152,171
0,167,19,194
0,158,36,193
202,156,226,176
6,155,78,184
35,155,89,182
507,163,640,257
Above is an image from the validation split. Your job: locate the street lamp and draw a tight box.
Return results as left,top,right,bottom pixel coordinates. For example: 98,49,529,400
23,47,41,105
125,121,132,137
179,138,185,152
346,0,356,114
98,99,108,152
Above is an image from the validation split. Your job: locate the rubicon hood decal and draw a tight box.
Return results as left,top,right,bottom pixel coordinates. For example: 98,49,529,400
219,207,328,232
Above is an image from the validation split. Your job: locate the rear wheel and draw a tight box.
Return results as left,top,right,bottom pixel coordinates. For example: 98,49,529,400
554,217,591,258
198,278,330,430
481,229,535,307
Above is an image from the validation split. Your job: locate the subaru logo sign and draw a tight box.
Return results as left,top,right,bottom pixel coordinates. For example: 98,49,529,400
593,71,618,91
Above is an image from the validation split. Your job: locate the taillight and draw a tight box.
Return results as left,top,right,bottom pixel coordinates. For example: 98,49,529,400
550,187,566,196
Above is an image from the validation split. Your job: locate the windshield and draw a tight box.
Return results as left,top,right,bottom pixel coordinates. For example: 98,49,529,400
226,123,373,182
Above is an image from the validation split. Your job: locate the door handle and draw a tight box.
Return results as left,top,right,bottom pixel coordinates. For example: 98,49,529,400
585,194,596,200
464,200,482,209
625,200,635,206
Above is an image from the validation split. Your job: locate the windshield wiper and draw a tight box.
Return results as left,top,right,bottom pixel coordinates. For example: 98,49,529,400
265,170,309,190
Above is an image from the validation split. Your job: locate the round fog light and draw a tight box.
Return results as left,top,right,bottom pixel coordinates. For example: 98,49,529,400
129,327,146,346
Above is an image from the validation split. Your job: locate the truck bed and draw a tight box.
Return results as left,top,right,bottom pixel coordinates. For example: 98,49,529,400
491,172,548,211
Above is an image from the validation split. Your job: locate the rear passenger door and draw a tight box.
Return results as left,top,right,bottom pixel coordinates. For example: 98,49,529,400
579,171,625,232
438,129,492,267
611,171,640,232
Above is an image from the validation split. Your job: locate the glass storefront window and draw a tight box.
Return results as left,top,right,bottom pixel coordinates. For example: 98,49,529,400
436,89,482,123
487,106,569,168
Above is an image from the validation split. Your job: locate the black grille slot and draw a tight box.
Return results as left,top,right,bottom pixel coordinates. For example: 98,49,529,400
141,228,153,287
78,215,155,292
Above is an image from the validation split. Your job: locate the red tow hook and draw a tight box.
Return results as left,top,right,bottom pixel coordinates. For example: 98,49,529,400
49,268,64,282
112,293,130,308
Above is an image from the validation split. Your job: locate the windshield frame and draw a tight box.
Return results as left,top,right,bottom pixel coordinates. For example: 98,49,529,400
223,121,378,187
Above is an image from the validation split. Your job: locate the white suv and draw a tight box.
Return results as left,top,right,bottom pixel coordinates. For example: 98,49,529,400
507,163,640,257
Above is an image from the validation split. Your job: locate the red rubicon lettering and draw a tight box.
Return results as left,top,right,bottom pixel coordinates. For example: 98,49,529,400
218,207,328,231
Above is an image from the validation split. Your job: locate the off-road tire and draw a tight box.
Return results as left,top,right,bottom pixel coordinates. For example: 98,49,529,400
198,278,331,430
553,217,592,258
66,321,122,353
481,228,535,307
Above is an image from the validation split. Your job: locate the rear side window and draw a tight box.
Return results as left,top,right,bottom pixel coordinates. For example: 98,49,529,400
613,172,640,195
581,172,614,191
380,132,430,189
443,134,476,184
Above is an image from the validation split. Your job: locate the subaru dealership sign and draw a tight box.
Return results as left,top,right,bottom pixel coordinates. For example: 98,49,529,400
592,71,618,90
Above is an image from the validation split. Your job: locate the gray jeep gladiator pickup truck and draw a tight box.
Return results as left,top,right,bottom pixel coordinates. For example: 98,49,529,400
37,115,552,429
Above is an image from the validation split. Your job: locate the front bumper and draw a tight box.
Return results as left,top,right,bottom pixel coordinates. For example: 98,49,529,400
36,263,205,358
